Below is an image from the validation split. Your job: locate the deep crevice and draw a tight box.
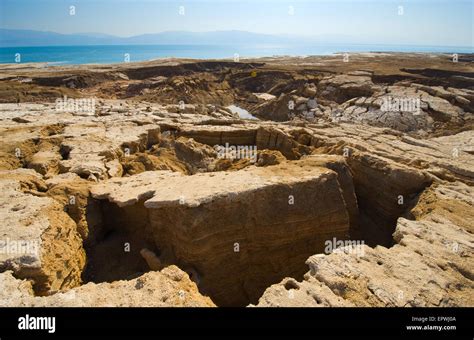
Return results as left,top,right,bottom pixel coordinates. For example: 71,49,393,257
81,129,432,306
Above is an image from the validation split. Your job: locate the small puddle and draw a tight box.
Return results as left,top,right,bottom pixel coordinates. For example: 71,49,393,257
227,105,259,120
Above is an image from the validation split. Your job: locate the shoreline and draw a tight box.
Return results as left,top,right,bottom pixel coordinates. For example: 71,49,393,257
0,51,473,70
0,44,472,66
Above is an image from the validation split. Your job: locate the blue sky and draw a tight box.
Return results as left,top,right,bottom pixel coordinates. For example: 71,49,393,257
0,0,472,46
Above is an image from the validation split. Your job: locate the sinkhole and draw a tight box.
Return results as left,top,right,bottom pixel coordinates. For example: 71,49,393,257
81,150,430,306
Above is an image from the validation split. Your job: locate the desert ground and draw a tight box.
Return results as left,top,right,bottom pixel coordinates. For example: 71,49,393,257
0,53,472,307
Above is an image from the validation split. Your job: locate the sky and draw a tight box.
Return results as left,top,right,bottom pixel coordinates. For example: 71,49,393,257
0,0,472,46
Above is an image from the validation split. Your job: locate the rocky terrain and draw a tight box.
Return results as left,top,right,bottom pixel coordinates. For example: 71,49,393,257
0,53,472,307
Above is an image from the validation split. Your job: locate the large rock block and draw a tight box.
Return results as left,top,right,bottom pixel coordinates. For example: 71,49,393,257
0,170,85,295
92,159,355,306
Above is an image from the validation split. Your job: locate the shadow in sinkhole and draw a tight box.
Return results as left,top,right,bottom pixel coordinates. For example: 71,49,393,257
81,128,432,306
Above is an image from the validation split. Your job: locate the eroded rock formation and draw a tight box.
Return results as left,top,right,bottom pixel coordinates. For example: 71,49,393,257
256,182,474,307
90,158,353,306
0,266,215,307
0,54,472,307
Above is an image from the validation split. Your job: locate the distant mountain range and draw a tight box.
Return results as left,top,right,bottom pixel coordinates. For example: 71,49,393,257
0,28,358,47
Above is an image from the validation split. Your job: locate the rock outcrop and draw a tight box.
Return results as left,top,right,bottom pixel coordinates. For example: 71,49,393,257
90,158,355,306
0,54,472,308
0,266,215,307
256,182,474,307
0,169,85,295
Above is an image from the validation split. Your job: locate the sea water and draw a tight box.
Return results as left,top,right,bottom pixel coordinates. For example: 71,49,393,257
0,44,472,65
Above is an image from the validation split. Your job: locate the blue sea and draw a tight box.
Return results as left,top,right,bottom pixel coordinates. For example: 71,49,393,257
0,44,472,65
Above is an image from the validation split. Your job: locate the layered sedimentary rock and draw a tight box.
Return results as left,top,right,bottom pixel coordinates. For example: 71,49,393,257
90,158,355,306
0,54,472,307
256,182,474,307
1,105,472,306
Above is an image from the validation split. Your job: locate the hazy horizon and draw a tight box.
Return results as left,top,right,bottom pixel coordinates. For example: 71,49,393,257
0,0,472,47
1,28,472,48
